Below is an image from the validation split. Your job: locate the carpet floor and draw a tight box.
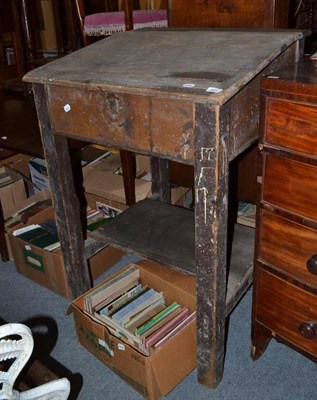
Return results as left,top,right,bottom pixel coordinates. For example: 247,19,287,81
1,255,316,399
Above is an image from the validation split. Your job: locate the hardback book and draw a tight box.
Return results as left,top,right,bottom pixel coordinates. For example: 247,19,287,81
6,198,53,230
12,223,60,251
86,209,110,232
99,283,145,316
153,311,196,351
124,299,167,332
237,201,256,228
143,307,190,350
111,289,164,327
94,281,141,313
137,304,184,339
135,302,180,336
108,286,151,317
84,265,140,313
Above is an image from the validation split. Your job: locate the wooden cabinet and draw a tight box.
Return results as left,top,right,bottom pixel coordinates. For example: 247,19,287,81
168,0,290,29
252,58,317,363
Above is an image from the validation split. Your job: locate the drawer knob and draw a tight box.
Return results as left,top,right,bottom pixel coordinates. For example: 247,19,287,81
306,254,317,275
299,322,317,339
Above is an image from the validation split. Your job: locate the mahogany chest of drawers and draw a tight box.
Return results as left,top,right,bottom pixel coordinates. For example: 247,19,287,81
252,58,317,362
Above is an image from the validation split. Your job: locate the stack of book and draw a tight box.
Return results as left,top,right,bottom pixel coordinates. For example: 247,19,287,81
85,203,121,232
5,198,53,230
12,219,60,251
86,208,110,232
237,201,256,228
10,206,112,252
84,264,196,355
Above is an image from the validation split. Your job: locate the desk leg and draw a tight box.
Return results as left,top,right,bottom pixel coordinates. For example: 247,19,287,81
120,150,136,206
33,84,91,299
150,156,171,203
0,201,9,262
195,103,229,387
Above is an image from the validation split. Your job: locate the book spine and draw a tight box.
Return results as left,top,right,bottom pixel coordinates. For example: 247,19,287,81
111,289,160,325
100,283,144,315
135,301,179,336
153,312,196,350
144,308,190,349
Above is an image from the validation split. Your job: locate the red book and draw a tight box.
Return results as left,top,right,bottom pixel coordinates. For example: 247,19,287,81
144,307,190,349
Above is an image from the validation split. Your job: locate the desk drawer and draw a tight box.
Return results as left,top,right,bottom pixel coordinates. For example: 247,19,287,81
256,268,317,356
263,153,317,220
46,85,195,161
264,98,317,156
259,209,317,286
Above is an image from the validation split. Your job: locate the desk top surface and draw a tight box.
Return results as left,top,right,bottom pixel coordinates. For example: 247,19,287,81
24,29,303,105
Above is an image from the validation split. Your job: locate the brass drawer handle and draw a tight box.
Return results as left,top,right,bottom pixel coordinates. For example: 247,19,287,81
299,322,317,339
306,254,317,275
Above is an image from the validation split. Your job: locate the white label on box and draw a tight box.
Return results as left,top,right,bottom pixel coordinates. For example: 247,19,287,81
117,343,125,351
24,245,31,251
98,339,114,357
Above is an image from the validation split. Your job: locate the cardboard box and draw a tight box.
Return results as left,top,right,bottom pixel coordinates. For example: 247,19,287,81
4,190,52,260
71,259,196,400
84,192,128,214
1,153,31,181
83,169,152,205
81,147,120,171
9,206,125,299
0,178,26,219
29,157,50,192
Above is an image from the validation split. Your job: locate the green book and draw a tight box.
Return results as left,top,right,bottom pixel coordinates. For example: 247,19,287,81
29,231,60,250
15,225,47,242
135,302,180,336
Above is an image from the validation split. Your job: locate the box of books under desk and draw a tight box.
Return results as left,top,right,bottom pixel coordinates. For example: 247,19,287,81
8,202,125,299
71,259,196,400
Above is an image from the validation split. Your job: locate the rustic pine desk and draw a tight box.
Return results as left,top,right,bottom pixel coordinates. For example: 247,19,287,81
24,29,304,388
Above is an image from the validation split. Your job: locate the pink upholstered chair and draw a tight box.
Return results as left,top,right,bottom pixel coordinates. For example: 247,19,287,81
74,0,168,46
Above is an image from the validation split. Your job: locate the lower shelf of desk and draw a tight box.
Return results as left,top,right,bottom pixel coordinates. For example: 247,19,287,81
88,198,255,315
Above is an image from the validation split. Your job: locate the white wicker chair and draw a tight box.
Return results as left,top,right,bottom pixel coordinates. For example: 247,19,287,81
0,323,70,400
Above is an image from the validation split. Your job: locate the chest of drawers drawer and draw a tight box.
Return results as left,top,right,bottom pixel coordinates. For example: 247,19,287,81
256,267,317,356
262,153,317,220
259,209,317,285
264,97,317,156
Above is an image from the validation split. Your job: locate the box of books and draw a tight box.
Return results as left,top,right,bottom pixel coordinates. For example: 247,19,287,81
71,259,196,400
3,190,52,260
9,202,125,299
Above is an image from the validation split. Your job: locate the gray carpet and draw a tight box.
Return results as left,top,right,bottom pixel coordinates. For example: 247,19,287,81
1,256,316,400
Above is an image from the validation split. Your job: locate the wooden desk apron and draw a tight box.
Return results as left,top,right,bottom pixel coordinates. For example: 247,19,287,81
23,29,304,389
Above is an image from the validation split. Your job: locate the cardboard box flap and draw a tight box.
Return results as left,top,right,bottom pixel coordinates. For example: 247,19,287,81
5,190,51,221
150,320,196,396
1,153,31,180
82,151,121,174
83,170,151,204
1,179,27,219
136,260,196,311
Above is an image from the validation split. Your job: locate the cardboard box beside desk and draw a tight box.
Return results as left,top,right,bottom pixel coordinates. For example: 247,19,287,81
4,190,52,260
70,259,196,400
9,200,125,299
